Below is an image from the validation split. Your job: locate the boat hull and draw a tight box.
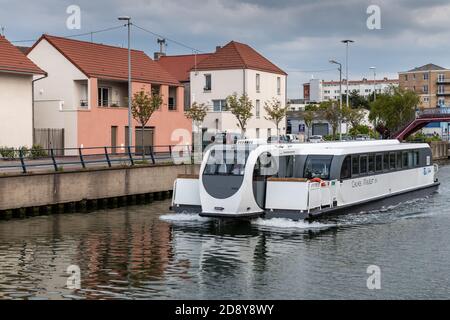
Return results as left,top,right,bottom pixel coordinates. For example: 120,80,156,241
171,182,440,221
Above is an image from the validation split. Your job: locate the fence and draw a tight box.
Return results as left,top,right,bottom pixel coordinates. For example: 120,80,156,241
34,128,65,156
0,144,193,174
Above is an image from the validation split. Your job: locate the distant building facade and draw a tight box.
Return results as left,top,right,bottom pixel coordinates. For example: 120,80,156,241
303,77,399,103
398,63,450,109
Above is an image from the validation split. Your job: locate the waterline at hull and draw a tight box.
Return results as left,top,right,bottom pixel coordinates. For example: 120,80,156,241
173,182,440,221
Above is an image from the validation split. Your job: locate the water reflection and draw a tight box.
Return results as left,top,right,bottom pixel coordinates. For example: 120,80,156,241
0,166,450,299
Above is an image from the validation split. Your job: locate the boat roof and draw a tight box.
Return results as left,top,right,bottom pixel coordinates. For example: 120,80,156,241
254,140,430,156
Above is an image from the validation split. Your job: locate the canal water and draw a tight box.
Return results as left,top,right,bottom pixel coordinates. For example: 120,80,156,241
1,167,450,300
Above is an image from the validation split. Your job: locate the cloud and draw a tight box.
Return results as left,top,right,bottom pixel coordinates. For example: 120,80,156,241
1,0,450,97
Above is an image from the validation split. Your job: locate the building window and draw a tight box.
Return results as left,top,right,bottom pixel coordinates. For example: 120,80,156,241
168,97,176,110
277,77,281,95
423,85,428,94
438,98,445,106
204,74,212,91
405,74,408,81
212,99,227,112
423,97,429,103
256,100,260,118
423,73,429,80
98,87,110,107
412,74,416,79
438,74,445,82
267,128,272,138
256,128,260,139
256,74,260,92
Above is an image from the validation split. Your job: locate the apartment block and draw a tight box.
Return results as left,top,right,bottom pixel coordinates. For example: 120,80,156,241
398,63,450,108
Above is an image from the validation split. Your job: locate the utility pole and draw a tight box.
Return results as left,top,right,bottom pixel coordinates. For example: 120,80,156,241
118,16,132,147
341,40,354,107
330,60,343,141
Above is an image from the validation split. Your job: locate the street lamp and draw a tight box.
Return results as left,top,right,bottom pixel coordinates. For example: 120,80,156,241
118,16,132,148
370,66,376,101
341,39,354,107
330,59,343,141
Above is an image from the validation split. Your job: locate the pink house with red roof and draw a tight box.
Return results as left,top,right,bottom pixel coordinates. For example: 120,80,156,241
27,35,191,154
0,36,46,148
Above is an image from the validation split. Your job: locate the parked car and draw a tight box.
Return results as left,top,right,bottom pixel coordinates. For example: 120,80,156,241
355,134,370,141
267,135,290,143
286,134,300,143
308,135,324,143
340,134,353,141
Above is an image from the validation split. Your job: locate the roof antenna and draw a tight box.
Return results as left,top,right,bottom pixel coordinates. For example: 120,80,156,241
0,26,5,36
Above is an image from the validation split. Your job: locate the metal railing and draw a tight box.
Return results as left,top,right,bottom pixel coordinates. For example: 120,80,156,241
0,144,193,174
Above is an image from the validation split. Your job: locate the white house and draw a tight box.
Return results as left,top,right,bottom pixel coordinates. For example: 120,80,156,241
191,41,288,140
0,36,46,148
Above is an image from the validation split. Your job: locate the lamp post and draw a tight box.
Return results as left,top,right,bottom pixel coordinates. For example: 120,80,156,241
370,66,376,101
118,16,132,147
330,59,343,141
341,40,354,107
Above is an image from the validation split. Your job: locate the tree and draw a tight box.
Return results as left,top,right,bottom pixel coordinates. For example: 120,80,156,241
132,90,163,160
264,98,287,141
185,102,208,163
303,110,315,139
319,100,342,140
369,86,419,135
349,90,370,109
226,93,253,137
342,106,365,136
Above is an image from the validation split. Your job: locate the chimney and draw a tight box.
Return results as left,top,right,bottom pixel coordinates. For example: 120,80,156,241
216,46,222,52
154,52,166,60
154,38,167,60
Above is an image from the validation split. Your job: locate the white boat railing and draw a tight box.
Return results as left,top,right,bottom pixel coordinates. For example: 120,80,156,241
307,180,338,213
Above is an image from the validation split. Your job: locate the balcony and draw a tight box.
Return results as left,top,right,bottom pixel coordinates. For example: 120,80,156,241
437,92,450,96
98,99,127,108
436,79,450,84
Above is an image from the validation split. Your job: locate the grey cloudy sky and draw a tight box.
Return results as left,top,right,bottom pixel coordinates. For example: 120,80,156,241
2,0,450,98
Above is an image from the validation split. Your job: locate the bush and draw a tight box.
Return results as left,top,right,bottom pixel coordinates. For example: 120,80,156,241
0,147,16,160
30,144,47,159
407,132,441,143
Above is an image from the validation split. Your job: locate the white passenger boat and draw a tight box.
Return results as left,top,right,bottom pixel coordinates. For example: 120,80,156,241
171,140,439,220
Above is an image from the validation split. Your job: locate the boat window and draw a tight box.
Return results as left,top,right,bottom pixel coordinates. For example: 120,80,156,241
203,146,251,176
368,154,375,173
351,155,359,176
360,155,368,175
375,154,382,172
403,152,408,167
340,156,351,180
253,152,278,177
383,153,389,171
396,152,402,169
389,153,396,170
304,155,333,180
276,156,295,178
413,151,419,167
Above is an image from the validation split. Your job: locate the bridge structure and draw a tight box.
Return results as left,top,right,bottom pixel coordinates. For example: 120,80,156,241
392,108,450,140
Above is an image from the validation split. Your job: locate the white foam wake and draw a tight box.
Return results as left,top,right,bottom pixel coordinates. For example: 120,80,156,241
251,218,334,230
160,213,210,223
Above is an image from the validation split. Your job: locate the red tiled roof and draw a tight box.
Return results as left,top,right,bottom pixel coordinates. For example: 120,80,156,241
194,41,286,75
31,34,180,85
158,53,213,82
0,36,45,75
